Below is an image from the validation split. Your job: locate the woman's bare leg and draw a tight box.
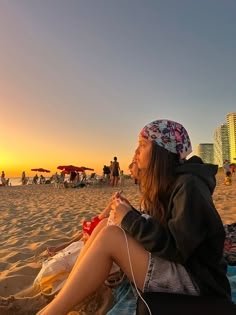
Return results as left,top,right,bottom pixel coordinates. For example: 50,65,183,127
73,218,108,267
38,225,149,315
114,176,119,186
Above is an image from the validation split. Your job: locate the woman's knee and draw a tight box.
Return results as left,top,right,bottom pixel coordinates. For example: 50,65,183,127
96,225,144,256
98,225,123,239
93,225,126,250
89,218,108,238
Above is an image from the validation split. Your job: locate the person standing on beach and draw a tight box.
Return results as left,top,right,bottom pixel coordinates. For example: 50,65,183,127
119,170,125,188
223,160,231,175
103,165,111,184
21,171,28,185
37,119,231,315
109,160,113,185
1,171,6,185
111,156,120,187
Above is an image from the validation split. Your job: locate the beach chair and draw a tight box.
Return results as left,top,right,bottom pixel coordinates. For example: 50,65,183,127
136,292,236,315
57,176,65,188
86,173,97,185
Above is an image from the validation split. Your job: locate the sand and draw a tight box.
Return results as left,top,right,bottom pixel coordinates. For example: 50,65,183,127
0,174,235,314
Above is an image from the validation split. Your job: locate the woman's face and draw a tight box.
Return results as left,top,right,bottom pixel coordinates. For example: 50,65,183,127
129,161,139,179
135,136,152,169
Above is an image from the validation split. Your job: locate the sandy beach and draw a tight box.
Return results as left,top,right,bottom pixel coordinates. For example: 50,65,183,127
0,174,235,314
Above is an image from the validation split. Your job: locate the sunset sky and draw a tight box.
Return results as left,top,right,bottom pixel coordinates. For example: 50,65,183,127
1,0,236,177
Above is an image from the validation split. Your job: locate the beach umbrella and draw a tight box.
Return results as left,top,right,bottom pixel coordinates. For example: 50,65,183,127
31,168,51,173
57,165,84,173
80,166,94,171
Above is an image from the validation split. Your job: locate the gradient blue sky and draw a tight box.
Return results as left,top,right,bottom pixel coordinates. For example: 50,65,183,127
1,0,235,176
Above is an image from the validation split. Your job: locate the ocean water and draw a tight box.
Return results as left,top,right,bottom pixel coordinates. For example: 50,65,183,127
9,177,22,186
7,177,51,186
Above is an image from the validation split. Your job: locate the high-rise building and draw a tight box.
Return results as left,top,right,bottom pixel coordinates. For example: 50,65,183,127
227,112,236,163
196,143,214,164
213,123,230,167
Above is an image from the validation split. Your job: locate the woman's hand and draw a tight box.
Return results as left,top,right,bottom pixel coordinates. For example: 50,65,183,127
98,201,112,219
109,197,132,225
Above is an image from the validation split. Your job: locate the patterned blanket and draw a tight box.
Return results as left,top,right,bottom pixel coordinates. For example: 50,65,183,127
224,223,236,266
224,222,236,303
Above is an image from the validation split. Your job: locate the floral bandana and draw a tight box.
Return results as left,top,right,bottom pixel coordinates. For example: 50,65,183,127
140,119,192,159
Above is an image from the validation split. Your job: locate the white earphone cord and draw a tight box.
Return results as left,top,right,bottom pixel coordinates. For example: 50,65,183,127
120,227,152,315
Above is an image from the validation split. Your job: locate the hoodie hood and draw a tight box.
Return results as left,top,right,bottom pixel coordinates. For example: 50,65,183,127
175,156,218,195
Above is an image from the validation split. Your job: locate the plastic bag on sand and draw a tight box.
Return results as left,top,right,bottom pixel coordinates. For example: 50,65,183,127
34,241,83,296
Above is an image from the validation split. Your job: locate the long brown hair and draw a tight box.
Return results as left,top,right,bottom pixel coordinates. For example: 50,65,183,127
140,141,180,223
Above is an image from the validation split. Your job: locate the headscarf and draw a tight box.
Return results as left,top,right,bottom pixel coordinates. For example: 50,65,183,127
139,119,192,159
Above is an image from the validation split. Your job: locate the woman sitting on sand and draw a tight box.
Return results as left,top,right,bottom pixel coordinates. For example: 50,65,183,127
1,171,9,186
37,119,231,315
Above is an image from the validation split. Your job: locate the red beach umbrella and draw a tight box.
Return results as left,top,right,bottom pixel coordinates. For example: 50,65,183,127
31,168,51,173
80,166,94,171
57,165,84,173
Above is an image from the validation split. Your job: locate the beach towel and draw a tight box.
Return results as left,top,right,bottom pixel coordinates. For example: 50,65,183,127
224,223,236,265
107,279,136,315
227,265,236,303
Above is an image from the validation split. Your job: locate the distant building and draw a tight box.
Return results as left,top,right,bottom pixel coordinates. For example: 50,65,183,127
196,143,214,164
213,123,230,167
227,112,236,163
197,112,235,165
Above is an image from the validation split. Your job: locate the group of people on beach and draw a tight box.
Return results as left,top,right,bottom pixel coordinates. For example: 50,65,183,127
0,118,233,315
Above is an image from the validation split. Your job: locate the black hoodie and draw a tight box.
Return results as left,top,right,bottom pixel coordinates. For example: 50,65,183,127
121,158,231,299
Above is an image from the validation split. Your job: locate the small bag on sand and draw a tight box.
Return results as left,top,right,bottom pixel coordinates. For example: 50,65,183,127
104,266,126,288
34,240,84,296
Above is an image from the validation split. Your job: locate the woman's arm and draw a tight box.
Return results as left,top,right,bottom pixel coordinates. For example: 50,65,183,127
121,178,216,263
98,201,112,219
